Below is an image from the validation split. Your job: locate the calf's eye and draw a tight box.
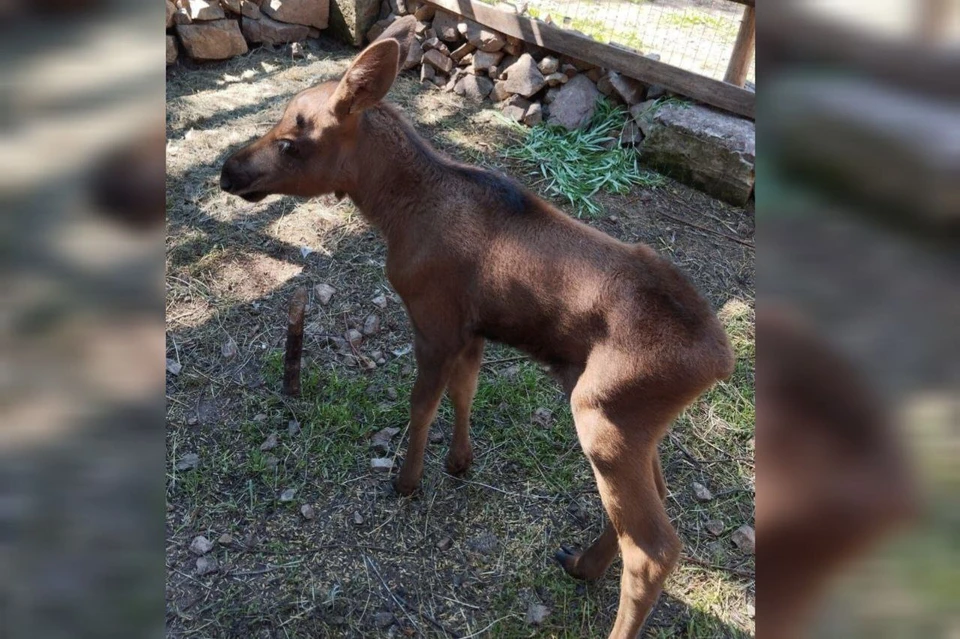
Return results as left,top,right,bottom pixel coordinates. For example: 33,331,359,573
278,139,297,156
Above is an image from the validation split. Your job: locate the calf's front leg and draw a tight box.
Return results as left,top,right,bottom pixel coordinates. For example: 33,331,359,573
394,334,460,496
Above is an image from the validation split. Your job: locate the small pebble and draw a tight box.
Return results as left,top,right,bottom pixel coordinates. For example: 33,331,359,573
279,488,297,502
190,535,214,555
301,504,316,520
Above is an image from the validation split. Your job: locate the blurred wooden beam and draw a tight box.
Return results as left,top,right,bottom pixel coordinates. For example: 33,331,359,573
724,6,756,87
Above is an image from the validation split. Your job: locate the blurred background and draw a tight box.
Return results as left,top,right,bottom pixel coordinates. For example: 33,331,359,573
759,0,958,637
0,1,165,637
0,0,956,637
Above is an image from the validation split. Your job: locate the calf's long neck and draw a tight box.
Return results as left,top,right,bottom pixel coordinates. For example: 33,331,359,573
343,106,443,242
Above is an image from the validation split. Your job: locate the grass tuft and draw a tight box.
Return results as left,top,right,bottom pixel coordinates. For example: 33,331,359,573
501,98,665,217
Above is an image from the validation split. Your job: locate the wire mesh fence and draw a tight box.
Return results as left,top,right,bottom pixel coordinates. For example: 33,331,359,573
514,0,755,84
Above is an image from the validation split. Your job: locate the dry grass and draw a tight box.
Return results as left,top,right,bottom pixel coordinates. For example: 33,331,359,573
166,39,754,638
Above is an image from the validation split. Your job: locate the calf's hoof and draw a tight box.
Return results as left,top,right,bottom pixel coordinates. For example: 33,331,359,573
393,476,420,497
554,546,594,581
445,449,473,476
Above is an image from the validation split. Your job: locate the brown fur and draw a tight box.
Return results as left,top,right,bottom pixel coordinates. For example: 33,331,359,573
221,23,735,638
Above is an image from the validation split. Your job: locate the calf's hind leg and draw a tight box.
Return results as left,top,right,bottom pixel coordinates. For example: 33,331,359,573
573,404,681,639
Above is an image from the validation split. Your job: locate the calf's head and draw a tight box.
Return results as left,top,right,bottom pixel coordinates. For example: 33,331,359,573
219,18,415,202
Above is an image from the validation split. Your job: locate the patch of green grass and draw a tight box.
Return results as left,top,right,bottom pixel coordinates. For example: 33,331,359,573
501,98,666,217
662,11,738,39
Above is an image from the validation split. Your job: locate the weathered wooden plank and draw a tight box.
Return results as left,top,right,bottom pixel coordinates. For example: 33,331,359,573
724,6,755,86
424,0,755,119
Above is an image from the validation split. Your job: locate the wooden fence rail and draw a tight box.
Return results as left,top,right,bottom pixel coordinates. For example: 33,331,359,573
424,0,755,119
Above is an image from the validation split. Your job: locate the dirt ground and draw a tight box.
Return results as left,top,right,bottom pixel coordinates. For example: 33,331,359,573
166,38,755,638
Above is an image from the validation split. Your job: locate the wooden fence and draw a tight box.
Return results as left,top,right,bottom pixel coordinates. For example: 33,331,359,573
425,0,755,119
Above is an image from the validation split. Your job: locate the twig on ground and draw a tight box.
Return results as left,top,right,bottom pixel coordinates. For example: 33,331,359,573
657,211,755,248
682,554,755,579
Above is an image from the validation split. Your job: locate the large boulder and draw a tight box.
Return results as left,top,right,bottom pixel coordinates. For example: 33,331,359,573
501,53,545,98
261,0,329,29
166,0,176,27
638,102,755,206
328,0,379,46
547,74,600,130
242,14,310,44
176,19,248,60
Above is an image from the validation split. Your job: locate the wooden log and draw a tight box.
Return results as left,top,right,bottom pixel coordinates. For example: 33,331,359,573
282,287,308,396
423,0,754,118
724,6,755,87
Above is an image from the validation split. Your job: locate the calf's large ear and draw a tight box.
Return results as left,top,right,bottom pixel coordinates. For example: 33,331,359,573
331,38,401,117
374,15,418,73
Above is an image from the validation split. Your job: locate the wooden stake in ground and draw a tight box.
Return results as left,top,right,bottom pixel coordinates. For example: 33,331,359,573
282,287,308,396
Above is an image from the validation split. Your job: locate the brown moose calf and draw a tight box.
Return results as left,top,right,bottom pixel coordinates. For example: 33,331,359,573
220,17,734,639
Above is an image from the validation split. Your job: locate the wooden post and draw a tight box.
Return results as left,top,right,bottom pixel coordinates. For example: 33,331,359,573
724,6,756,87
282,287,307,396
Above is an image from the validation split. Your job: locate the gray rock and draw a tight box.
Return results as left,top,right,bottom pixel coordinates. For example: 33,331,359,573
423,48,454,74
525,603,550,625
371,426,400,454
242,14,310,45
190,535,214,555
176,19,248,60
531,407,553,427
692,481,713,502
436,536,453,550
537,56,559,75
638,102,755,206
353,511,365,525
182,0,224,21
420,63,436,84
490,80,511,102
428,429,444,443
260,432,279,451
607,71,647,105
370,457,394,472
374,612,394,628
218,533,234,545
544,72,567,87
543,87,560,104
301,504,316,519
596,72,615,97
221,0,242,13
166,358,182,375
262,0,329,29
455,74,493,102
458,18,505,52
731,524,755,554
620,120,642,146
314,283,336,304
173,8,193,25
561,63,577,78
472,49,503,73
328,0,379,46
175,452,200,471
449,42,476,63
402,37,423,70
388,0,409,15
547,74,600,130
288,420,301,436
705,519,724,536
432,9,461,42
280,487,297,502
362,314,381,335
290,41,305,58
345,328,363,347
501,53,545,98
503,35,524,56
523,102,543,126
501,104,526,123
195,555,219,575
167,0,176,27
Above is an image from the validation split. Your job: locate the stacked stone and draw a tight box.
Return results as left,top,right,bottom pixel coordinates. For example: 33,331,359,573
167,0,329,64
365,3,755,205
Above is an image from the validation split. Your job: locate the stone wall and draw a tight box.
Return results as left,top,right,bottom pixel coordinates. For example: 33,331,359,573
166,0,328,64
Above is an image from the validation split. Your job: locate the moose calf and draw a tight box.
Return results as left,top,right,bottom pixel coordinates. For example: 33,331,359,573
221,17,734,638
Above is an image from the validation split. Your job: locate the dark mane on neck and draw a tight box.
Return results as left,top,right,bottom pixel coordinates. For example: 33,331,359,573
368,102,533,215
